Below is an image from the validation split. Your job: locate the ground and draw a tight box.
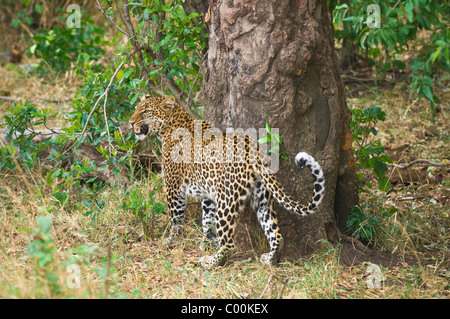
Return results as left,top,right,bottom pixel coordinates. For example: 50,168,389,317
0,39,448,299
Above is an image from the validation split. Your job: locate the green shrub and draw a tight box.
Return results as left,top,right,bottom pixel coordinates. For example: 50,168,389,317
28,15,106,76
1,100,59,171
131,0,207,97
121,178,166,240
330,0,449,113
350,104,392,192
26,215,61,296
346,203,398,247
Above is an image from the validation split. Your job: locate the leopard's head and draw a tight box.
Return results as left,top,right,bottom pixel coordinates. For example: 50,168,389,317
129,95,176,140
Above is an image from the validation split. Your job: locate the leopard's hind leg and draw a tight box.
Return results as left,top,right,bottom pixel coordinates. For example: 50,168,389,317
253,179,285,265
198,184,248,268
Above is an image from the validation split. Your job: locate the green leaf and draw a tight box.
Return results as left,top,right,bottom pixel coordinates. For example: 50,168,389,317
29,43,37,55
188,13,199,19
258,136,270,144
421,84,434,102
272,133,282,144
166,69,176,79
377,176,391,192
53,191,69,206
372,159,388,178
360,34,368,50
393,60,406,70
116,69,124,80
364,104,385,121
154,202,165,215
83,199,92,209
405,1,414,23
36,215,52,235
87,177,97,183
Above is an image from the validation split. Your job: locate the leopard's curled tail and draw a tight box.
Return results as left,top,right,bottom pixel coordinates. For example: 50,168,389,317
262,152,325,216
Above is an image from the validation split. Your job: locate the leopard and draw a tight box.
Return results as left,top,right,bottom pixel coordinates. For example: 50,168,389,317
129,95,325,268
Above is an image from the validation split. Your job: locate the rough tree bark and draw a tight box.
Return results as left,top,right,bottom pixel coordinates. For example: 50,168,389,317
202,0,359,259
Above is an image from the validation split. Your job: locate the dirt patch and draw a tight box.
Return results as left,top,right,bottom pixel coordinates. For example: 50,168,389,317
339,235,403,267
389,164,435,186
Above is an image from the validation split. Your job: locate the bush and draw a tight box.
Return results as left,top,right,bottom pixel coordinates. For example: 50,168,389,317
28,15,106,76
350,104,392,192
1,100,59,171
330,0,449,113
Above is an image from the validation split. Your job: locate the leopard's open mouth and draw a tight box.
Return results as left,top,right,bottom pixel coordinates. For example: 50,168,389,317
135,123,148,139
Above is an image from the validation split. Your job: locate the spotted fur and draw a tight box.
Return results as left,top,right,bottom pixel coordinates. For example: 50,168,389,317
129,95,325,268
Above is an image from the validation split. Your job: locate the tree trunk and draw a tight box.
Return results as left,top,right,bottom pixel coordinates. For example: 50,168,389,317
202,0,359,259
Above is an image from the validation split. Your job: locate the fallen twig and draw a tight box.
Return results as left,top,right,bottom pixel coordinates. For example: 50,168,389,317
0,96,72,104
259,274,273,299
388,159,449,169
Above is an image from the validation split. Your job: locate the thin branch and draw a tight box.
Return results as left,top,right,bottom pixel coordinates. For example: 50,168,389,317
79,61,125,142
64,60,129,156
3,6,35,39
186,69,201,110
121,0,152,86
276,277,289,299
77,45,144,145
102,67,123,151
43,123,64,135
388,159,450,169
121,0,137,36
96,0,130,37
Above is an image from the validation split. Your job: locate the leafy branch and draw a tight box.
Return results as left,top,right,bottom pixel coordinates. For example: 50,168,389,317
95,0,205,119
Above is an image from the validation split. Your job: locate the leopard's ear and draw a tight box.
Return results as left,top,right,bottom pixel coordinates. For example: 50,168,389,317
160,96,176,111
140,94,152,102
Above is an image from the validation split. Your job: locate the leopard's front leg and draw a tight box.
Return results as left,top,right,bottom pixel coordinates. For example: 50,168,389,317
166,190,186,244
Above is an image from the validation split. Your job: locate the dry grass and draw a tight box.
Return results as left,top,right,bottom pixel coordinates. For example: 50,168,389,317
0,161,448,299
347,87,449,260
